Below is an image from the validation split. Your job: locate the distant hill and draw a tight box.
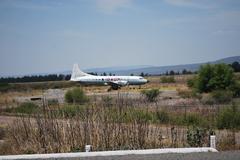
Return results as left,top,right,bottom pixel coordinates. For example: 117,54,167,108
4,56,239,77
84,65,153,73
83,56,240,76
213,56,240,64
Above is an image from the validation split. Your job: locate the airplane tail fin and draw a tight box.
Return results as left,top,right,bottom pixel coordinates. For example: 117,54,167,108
70,64,90,81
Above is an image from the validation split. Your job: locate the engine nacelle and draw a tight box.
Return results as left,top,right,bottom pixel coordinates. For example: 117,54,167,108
116,80,128,86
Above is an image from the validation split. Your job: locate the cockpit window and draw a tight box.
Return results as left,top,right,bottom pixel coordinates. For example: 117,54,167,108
139,77,143,79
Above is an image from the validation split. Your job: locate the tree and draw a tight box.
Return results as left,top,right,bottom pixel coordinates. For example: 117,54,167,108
194,64,234,93
231,61,240,72
140,72,144,77
169,70,175,75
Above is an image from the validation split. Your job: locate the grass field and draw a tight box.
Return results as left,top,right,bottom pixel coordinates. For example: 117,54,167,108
0,74,240,154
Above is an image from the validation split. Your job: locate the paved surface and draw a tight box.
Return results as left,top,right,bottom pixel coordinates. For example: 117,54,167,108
58,151,240,160
0,148,218,160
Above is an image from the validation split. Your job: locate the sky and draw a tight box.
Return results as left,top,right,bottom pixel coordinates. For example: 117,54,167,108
0,0,240,76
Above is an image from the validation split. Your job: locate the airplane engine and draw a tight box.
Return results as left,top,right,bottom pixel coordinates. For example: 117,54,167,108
117,80,128,86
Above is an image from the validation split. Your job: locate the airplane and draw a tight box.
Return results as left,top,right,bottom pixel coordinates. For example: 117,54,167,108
70,64,149,90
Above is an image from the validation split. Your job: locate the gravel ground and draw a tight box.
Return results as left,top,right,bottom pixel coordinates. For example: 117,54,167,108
55,151,240,160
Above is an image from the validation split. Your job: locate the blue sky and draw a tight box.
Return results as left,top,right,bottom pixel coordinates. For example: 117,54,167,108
0,0,240,76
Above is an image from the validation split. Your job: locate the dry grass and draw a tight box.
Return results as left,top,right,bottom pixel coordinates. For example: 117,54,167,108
0,74,240,154
0,90,42,109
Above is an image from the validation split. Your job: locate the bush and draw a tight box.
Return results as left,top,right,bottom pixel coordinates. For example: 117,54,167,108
160,76,175,83
156,110,169,123
201,90,233,105
184,114,207,126
141,89,160,102
0,83,12,92
177,89,202,99
187,126,207,147
229,81,240,97
65,87,88,104
187,77,196,88
58,105,85,118
47,99,59,105
217,105,240,130
201,94,215,105
13,102,39,114
0,126,5,140
211,90,233,104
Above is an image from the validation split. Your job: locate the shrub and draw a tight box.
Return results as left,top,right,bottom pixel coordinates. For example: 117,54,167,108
211,90,233,104
59,105,85,118
0,83,12,92
187,126,207,147
0,126,5,140
229,81,240,97
187,78,195,88
65,87,88,104
156,110,169,123
201,94,215,105
160,76,175,83
177,89,202,99
141,89,160,102
184,114,207,126
217,105,240,130
201,90,233,105
14,102,39,114
133,110,154,122
47,99,59,105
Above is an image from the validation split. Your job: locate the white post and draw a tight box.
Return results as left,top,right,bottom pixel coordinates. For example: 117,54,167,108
85,145,91,152
210,135,216,149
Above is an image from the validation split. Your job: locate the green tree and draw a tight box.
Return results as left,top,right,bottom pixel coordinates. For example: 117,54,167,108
194,64,234,93
231,61,240,72
140,72,144,77
169,70,175,75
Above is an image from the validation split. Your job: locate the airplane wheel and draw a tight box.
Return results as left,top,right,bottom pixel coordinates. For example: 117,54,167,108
107,88,112,92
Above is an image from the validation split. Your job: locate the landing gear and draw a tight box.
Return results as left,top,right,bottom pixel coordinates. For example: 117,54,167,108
107,85,120,92
107,87,112,92
112,85,120,90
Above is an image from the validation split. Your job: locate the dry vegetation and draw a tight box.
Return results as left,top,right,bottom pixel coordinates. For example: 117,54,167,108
0,74,240,155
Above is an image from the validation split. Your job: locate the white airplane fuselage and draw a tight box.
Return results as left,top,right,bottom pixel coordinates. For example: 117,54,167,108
70,64,149,90
72,75,148,85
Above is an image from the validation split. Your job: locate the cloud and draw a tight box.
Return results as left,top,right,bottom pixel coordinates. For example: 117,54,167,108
95,0,133,13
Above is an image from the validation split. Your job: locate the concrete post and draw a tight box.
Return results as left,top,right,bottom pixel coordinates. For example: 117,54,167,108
85,145,91,152
210,135,216,149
